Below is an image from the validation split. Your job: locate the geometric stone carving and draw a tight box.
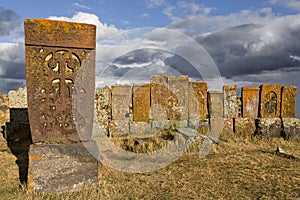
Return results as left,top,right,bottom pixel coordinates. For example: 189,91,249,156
133,84,150,123
242,86,260,118
188,82,208,120
259,84,281,118
281,86,298,118
27,141,98,193
207,90,223,118
223,85,237,118
168,76,189,120
150,74,168,121
8,87,27,108
25,19,96,143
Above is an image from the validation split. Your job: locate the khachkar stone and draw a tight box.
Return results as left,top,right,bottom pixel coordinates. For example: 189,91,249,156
207,90,223,118
110,85,132,136
8,87,28,108
133,84,150,123
259,84,281,118
188,82,208,120
150,74,168,121
255,118,282,137
25,19,96,143
234,118,256,136
282,118,300,139
242,86,259,118
281,86,298,118
223,85,238,118
168,76,189,121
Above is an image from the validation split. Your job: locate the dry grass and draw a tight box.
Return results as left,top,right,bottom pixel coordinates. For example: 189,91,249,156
1,133,300,199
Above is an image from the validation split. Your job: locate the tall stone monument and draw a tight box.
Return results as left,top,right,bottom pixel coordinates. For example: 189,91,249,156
25,19,97,192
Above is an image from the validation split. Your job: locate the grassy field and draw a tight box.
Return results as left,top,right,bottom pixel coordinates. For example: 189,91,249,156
1,132,300,200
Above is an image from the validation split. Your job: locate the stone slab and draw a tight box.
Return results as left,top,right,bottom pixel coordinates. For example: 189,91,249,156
109,120,130,137
282,118,300,139
208,118,224,139
25,19,96,143
255,118,282,137
8,87,28,108
95,87,111,122
133,84,150,123
188,82,208,120
223,85,238,118
259,84,281,118
189,119,209,135
111,85,132,120
27,141,98,193
24,19,96,49
234,118,256,136
129,121,153,136
242,86,259,118
236,97,242,118
281,86,298,118
168,76,189,120
208,91,223,118
223,118,234,134
150,74,168,121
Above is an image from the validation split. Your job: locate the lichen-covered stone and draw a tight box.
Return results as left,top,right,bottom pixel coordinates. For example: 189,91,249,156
223,118,234,134
129,121,153,136
208,91,223,118
150,74,168,121
188,82,208,120
282,118,300,139
111,85,132,120
242,86,259,118
236,97,242,118
281,86,298,118
168,76,189,120
95,87,111,122
189,119,209,134
223,85,238,118
27,142,98,193
260,84,281,118
234,118,256,136
133,84,150,123
8,87,27,108
109,120,130,137
255,118,282,137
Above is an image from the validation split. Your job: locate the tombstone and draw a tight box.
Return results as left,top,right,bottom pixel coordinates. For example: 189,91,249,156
255,118,282,137
188,82,208,120
207,90,223,118
259,84,281,118
25,19,97,192
234,118,256,136
95,86,111,136
242,86,259,118
150,74,169,121
133,84,150,123
110,85,131,136
168,76,189,121
223,85,238,118
25,19,95,143
282,118,300,139
281,86,298,118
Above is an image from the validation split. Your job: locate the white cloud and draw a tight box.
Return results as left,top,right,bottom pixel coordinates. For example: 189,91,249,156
146,0,166,8
140,13,149,18
72,2,91,10
177,1,200,15
269,0,300,11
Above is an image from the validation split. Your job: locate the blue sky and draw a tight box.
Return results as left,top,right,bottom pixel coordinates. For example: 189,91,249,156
1,0,300,116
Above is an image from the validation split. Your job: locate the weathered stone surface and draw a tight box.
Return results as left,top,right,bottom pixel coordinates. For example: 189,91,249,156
189,119,209,134
236,97,242,118
25,19,96,143
209,118,224,139
208,91,223,118
133,84,150,123
0,92,9,106
168,76,189,120
281,86,298,118
111,85,132,120
282,118,300,139
109,120,130,137
242,86,260,118
129,121,153,136
95,87,111,122
0,105,9,133
234,118,256,136
222,118,234,134
9,108,29,123
255,118,282,137
8,87,27,108
188,82,208,120
223,85,238,118
259,84,281,118
27,142,98,193
150,74,168,121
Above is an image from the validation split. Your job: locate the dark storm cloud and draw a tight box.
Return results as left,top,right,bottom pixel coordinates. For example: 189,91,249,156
0,7,22,36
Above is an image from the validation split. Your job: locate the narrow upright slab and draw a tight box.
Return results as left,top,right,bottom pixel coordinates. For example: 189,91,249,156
281,86,298,118
133,84,150,123
242,86,259,118
188,82,208,120
208,90,223,118
111,85,132,120
25,19,96,143
259,84,281,118
150,74,168,121
223,85,238,118
168,76,189,120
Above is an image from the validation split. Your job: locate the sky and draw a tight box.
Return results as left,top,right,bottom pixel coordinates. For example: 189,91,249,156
0,0,300,117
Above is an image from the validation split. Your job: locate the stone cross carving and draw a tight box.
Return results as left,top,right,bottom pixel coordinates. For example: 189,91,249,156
25,19,96,143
